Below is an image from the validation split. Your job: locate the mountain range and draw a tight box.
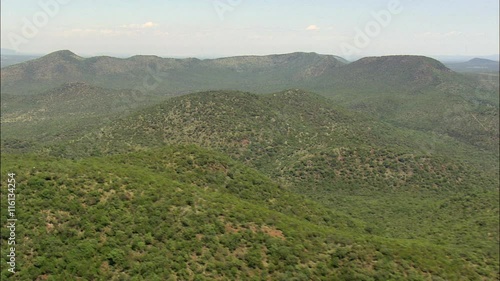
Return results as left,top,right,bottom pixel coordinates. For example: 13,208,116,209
1,50,345,95
1,50,498,280
3,50,498,153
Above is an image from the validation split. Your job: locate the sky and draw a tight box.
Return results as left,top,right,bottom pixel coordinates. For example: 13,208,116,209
1,0,499,60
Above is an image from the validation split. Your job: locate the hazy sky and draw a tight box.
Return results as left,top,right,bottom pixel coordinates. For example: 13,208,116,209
1,0,499,59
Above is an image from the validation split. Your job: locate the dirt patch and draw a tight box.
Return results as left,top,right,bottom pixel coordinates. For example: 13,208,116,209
261,225,285,240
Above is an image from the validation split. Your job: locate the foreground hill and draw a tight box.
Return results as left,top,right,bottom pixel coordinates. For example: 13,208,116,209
1,146,498,280
47,90,497,253
55,90,497,187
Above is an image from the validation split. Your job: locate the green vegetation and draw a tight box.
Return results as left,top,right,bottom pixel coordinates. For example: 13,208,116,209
1,82,164,149
311,56,499,153
0,50,345,95
3,52,497,154
50,89,498,183
1,51,498,279
1,146,498,280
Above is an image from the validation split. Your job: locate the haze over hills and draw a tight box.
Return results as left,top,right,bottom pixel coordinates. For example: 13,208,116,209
0,48,42,67
0,50,491,94
0,50,347,95
1,50,499,280
445,58,500,73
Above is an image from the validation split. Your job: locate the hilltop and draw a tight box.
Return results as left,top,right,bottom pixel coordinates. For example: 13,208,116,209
311,56,499,152
53,90,497,188
324,55,452,92
1,50,84,81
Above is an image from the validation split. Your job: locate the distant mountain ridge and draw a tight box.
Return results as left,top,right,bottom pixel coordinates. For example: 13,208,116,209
468,58,498,64
0,48,17,55
2,50,458,96
0,50,347,94
321,55,453,92
445,57,499,73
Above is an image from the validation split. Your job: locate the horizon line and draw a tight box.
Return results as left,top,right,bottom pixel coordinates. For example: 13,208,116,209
1,48,499,62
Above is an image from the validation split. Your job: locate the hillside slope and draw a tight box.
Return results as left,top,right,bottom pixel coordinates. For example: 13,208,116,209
312,56,499,152
50,90,497,203
1,82,163,151
45,90,499,263
1,56,499,280
1,146,498,280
